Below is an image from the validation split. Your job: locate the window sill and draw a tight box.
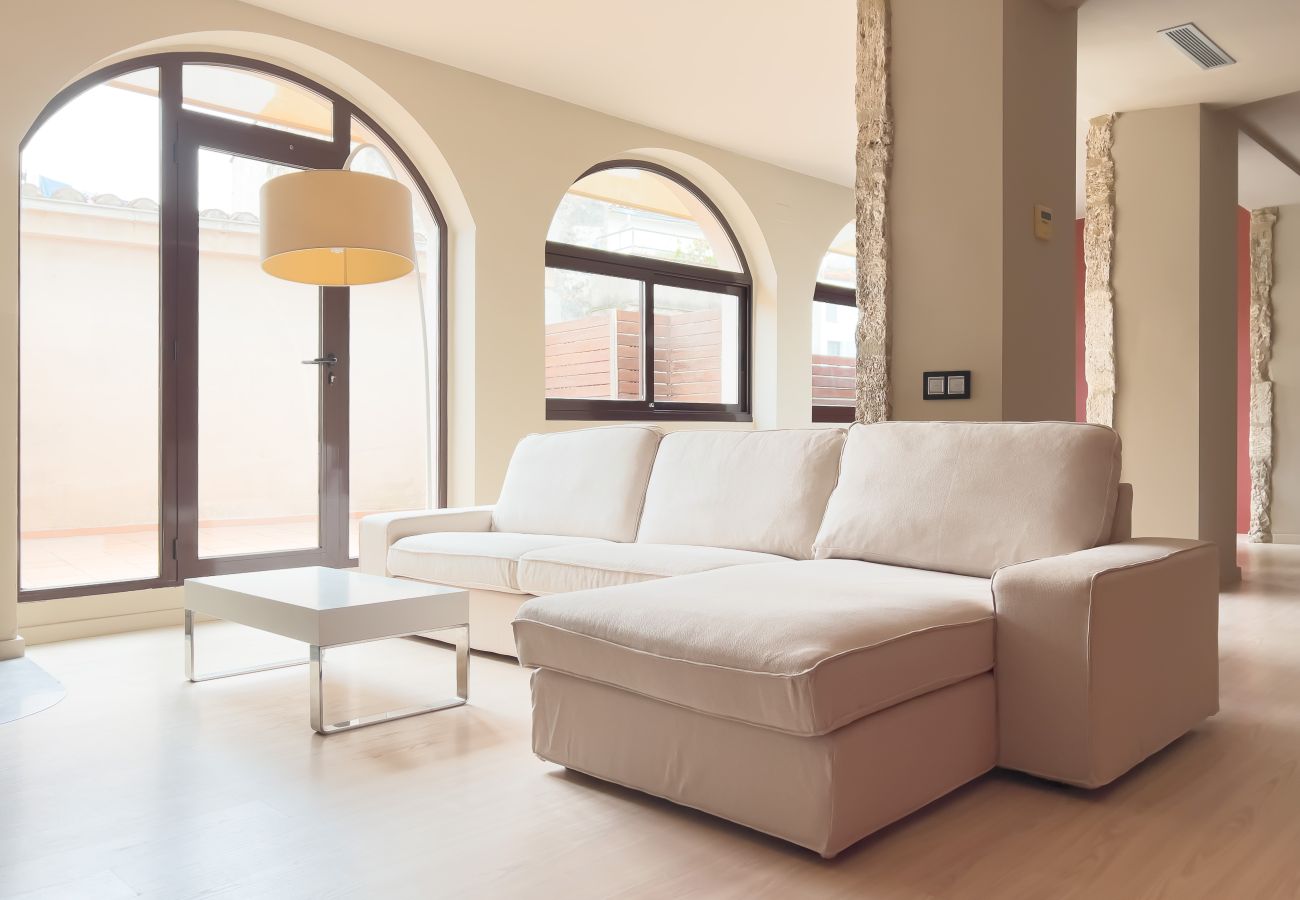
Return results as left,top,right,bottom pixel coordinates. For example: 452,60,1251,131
812,405,855,424
546,399,752,423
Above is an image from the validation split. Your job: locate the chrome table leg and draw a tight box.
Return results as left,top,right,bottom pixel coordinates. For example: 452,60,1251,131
184,608,195,682
310,625,470,735
183,609,307,682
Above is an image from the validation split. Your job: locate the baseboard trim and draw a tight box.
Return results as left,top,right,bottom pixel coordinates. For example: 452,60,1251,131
20,586,185,646
0,635,26,660
21,609,183,646
1269,533,1300,545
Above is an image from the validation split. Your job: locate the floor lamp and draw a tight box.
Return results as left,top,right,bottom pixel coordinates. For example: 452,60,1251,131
258,167,421,503
260,169,416,286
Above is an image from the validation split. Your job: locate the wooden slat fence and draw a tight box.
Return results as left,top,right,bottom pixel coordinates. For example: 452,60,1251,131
812,353,855,406
545,309,726,402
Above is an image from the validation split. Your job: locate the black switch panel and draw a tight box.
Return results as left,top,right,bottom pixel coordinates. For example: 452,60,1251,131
923,370,971,400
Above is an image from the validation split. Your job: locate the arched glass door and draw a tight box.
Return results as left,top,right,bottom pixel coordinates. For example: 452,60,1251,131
18,54,446,598
173,62,350,576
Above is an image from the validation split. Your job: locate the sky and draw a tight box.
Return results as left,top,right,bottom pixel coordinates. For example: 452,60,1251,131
22,73,438,241
23,81,161,202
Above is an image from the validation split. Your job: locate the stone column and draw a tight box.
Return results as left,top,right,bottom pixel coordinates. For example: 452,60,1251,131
855,0,891,423
886,0,1078,422
1110,105,1240,582
1249,208,1277,543
1083,115,1117,427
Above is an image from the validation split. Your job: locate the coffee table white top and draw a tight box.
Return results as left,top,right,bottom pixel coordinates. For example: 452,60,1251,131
185,567,468,647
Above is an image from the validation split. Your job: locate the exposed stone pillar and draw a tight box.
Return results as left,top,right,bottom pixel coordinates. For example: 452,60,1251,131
1083,115,1117,427
1111,105,1240,582
854,0,891,423
886,0,1078,421
1249,208,1277,543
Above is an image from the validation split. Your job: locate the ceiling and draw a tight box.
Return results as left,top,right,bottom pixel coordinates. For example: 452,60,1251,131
239,0,857,185
1079,0,1300,211
1236,91,1300,208
243,0,1300,205
1078,0,1300,122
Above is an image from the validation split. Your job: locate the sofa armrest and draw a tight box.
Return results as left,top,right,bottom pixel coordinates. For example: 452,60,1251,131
358,506,495,576
992,538,1219,788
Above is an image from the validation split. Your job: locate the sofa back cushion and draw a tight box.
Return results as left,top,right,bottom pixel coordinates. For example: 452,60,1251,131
492,425,662,542
1110,482,1134,543
813,422,1121,577
635,429,846,559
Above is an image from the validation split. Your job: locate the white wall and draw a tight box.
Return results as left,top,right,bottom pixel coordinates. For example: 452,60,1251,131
1,0,853,647
19,202,430,532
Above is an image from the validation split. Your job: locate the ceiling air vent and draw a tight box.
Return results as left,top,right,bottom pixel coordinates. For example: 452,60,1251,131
1158,23,1235,70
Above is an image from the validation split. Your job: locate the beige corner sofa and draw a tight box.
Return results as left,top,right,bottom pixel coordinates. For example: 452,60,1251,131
359,422,1219,858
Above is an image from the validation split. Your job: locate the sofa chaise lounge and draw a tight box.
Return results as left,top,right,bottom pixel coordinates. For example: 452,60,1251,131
359,422,1219,857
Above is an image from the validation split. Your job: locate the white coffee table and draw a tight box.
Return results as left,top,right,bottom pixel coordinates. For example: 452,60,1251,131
184,567,469,734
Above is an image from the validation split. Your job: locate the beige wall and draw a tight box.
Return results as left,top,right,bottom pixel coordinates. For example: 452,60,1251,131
1270,205,1300,539
2,0,852,646
1198,111,1240,573
999,0,1079,422
890,0,1076,422
1111,105,1239,579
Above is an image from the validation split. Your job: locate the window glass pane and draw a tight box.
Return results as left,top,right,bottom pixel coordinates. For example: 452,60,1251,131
347,119,438,556
653,284,739,405
196,149,320,557
548,167,741,272
183,65,333,141
19,68,161,589
812,298,858,408
818,222,856,289
544,269,644,400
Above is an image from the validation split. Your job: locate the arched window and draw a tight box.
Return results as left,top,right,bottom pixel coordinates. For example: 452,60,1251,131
544,162,751,421
19,53,446,599
812,222,858,422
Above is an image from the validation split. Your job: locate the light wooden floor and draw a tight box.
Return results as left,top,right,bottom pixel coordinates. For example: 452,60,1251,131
3,542,1300,899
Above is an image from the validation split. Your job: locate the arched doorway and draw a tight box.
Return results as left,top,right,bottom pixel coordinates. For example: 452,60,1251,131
19,53,446,598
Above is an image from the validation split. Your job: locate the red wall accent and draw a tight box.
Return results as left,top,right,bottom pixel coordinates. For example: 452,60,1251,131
1075,210,1251,533
1237,206,1251,535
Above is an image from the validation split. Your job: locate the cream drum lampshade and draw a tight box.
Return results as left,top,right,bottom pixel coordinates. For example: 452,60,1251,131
260,169,416,286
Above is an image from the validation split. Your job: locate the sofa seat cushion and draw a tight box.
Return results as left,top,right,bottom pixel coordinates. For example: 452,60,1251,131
513,559,994,736
516,542,789,595
388,532,606,594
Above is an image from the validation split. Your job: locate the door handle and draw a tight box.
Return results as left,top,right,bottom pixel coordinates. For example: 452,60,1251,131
301,354,338,367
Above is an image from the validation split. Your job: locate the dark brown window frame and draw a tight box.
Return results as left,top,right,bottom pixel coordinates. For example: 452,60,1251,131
18,52,448,602
545,160,752,423
811,281,857,424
